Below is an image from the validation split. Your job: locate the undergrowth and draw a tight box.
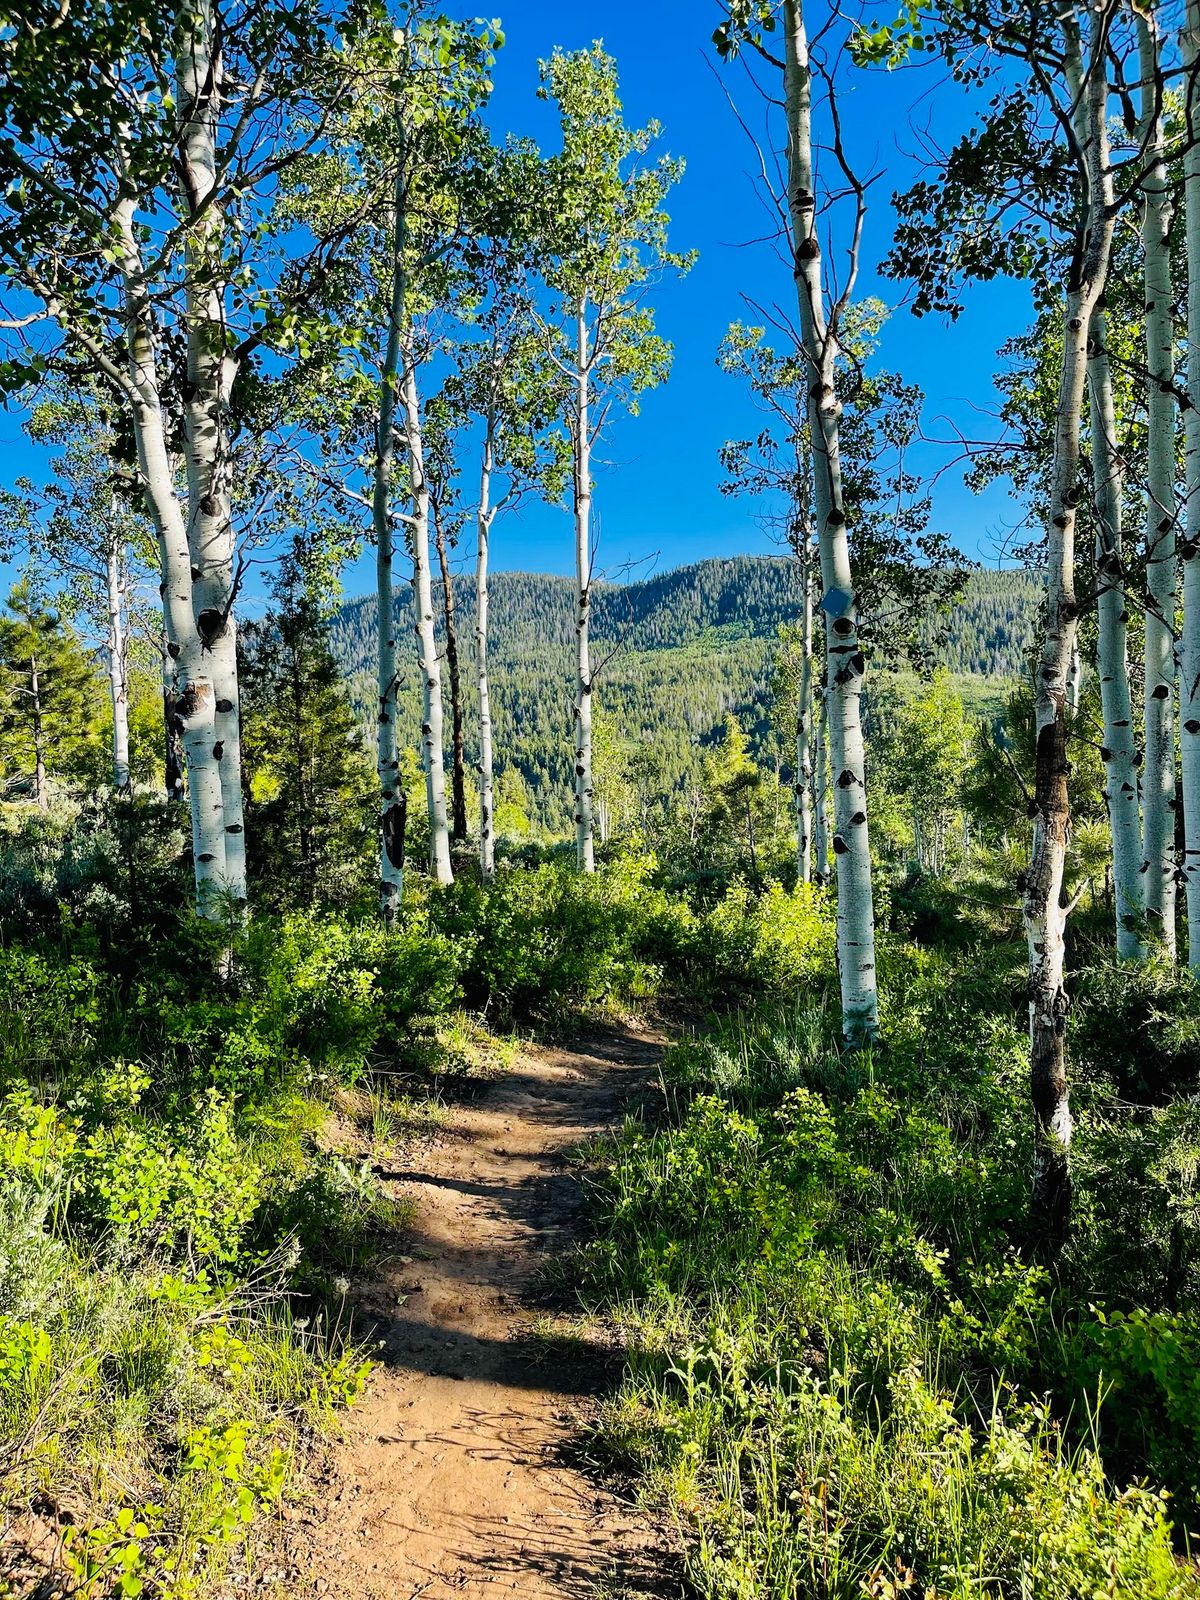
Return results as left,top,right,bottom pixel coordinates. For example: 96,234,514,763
580,912,1200,1599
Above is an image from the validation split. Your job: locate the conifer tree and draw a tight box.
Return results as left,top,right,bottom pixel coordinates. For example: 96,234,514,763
0,581,102,809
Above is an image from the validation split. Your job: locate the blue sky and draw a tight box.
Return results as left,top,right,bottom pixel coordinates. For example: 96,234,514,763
0,1,1034,604
446,0,1034,590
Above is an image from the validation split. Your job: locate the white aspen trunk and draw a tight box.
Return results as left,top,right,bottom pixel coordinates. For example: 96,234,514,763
1180,0,1200,970
1088,308,1146,960
814,683,829,886
796,529,814,883
162,638,186,806
1025,13,1114,1242
783,0,877,1041
114,186,225,912
1067,637,1083,713
30,655,47,813
400,327,453,887
1139,12,1178,960
105,537,131,793
175,0,247,911
433,504,468,844
374,174,406,921
477,424,497,881
573,303,596,874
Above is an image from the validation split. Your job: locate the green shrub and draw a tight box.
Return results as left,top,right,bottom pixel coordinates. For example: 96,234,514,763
584,987,1200,1598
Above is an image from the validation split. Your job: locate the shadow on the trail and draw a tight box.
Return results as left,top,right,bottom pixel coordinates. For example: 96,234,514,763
362,1311,620,1395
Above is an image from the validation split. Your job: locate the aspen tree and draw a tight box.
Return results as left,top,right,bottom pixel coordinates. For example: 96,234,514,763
373,160,407,919
8,396,151,796
1087,307,1145,959
1182,0,1200,969
298,12,500,906
1026,8,1117,1235
442,263,566,879
431,494,468,848
1138,8,1178,958
782,0,877,1040
717,323,816,882
0,0,368,915
535,46,689,873
175,0,247,910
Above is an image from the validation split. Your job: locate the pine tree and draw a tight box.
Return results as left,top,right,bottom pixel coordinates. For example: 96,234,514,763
240,562,376,910
0,581,102,809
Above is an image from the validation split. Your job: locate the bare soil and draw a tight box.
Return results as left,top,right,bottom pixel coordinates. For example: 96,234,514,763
283,1029,681,1600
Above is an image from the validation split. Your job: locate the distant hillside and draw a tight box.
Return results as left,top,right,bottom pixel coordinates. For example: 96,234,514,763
331,556,1041,833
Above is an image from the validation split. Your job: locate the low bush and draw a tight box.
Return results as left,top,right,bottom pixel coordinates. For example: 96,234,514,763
582,973,1200,1598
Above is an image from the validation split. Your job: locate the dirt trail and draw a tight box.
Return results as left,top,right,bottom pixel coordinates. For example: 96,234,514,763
288,1029,677,1600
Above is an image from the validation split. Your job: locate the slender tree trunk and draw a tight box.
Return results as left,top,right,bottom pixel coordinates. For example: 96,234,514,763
433,502,468,845
814,683,829,886
400,326,453,886
175,0,247,911
573,303,596,873
1140,12,1178,961
783,0,876,1041
290,633,313,899
1088,307,1145,960
163,662,186,807
30,656,47,813
1025,13,1115,1245
1181,0,1200,970
1067,637,1083,714
105,538,130,794
477,427,497,880
374,174,405,923
796,531,814,883
115,185,224,913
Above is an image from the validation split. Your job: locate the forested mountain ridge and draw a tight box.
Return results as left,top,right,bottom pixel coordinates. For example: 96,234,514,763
331,555,1042,677
330,557,1041,833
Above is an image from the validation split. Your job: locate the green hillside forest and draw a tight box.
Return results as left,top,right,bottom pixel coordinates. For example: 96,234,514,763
331,558,1042,833
7,5,1200,1600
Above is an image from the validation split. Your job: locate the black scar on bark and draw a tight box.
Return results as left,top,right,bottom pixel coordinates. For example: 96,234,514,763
1151,684,1170,700
167,641,181,660
1186,720,1200,735
216,697,233,713
226,823,244,835
382,795,407,871
197,608,224,646
837,769,855,788
832,835,848,854
850,811,866,826
213,741,224,761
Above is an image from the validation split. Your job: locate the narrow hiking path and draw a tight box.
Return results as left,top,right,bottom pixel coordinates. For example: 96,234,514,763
286,1029,679,1600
